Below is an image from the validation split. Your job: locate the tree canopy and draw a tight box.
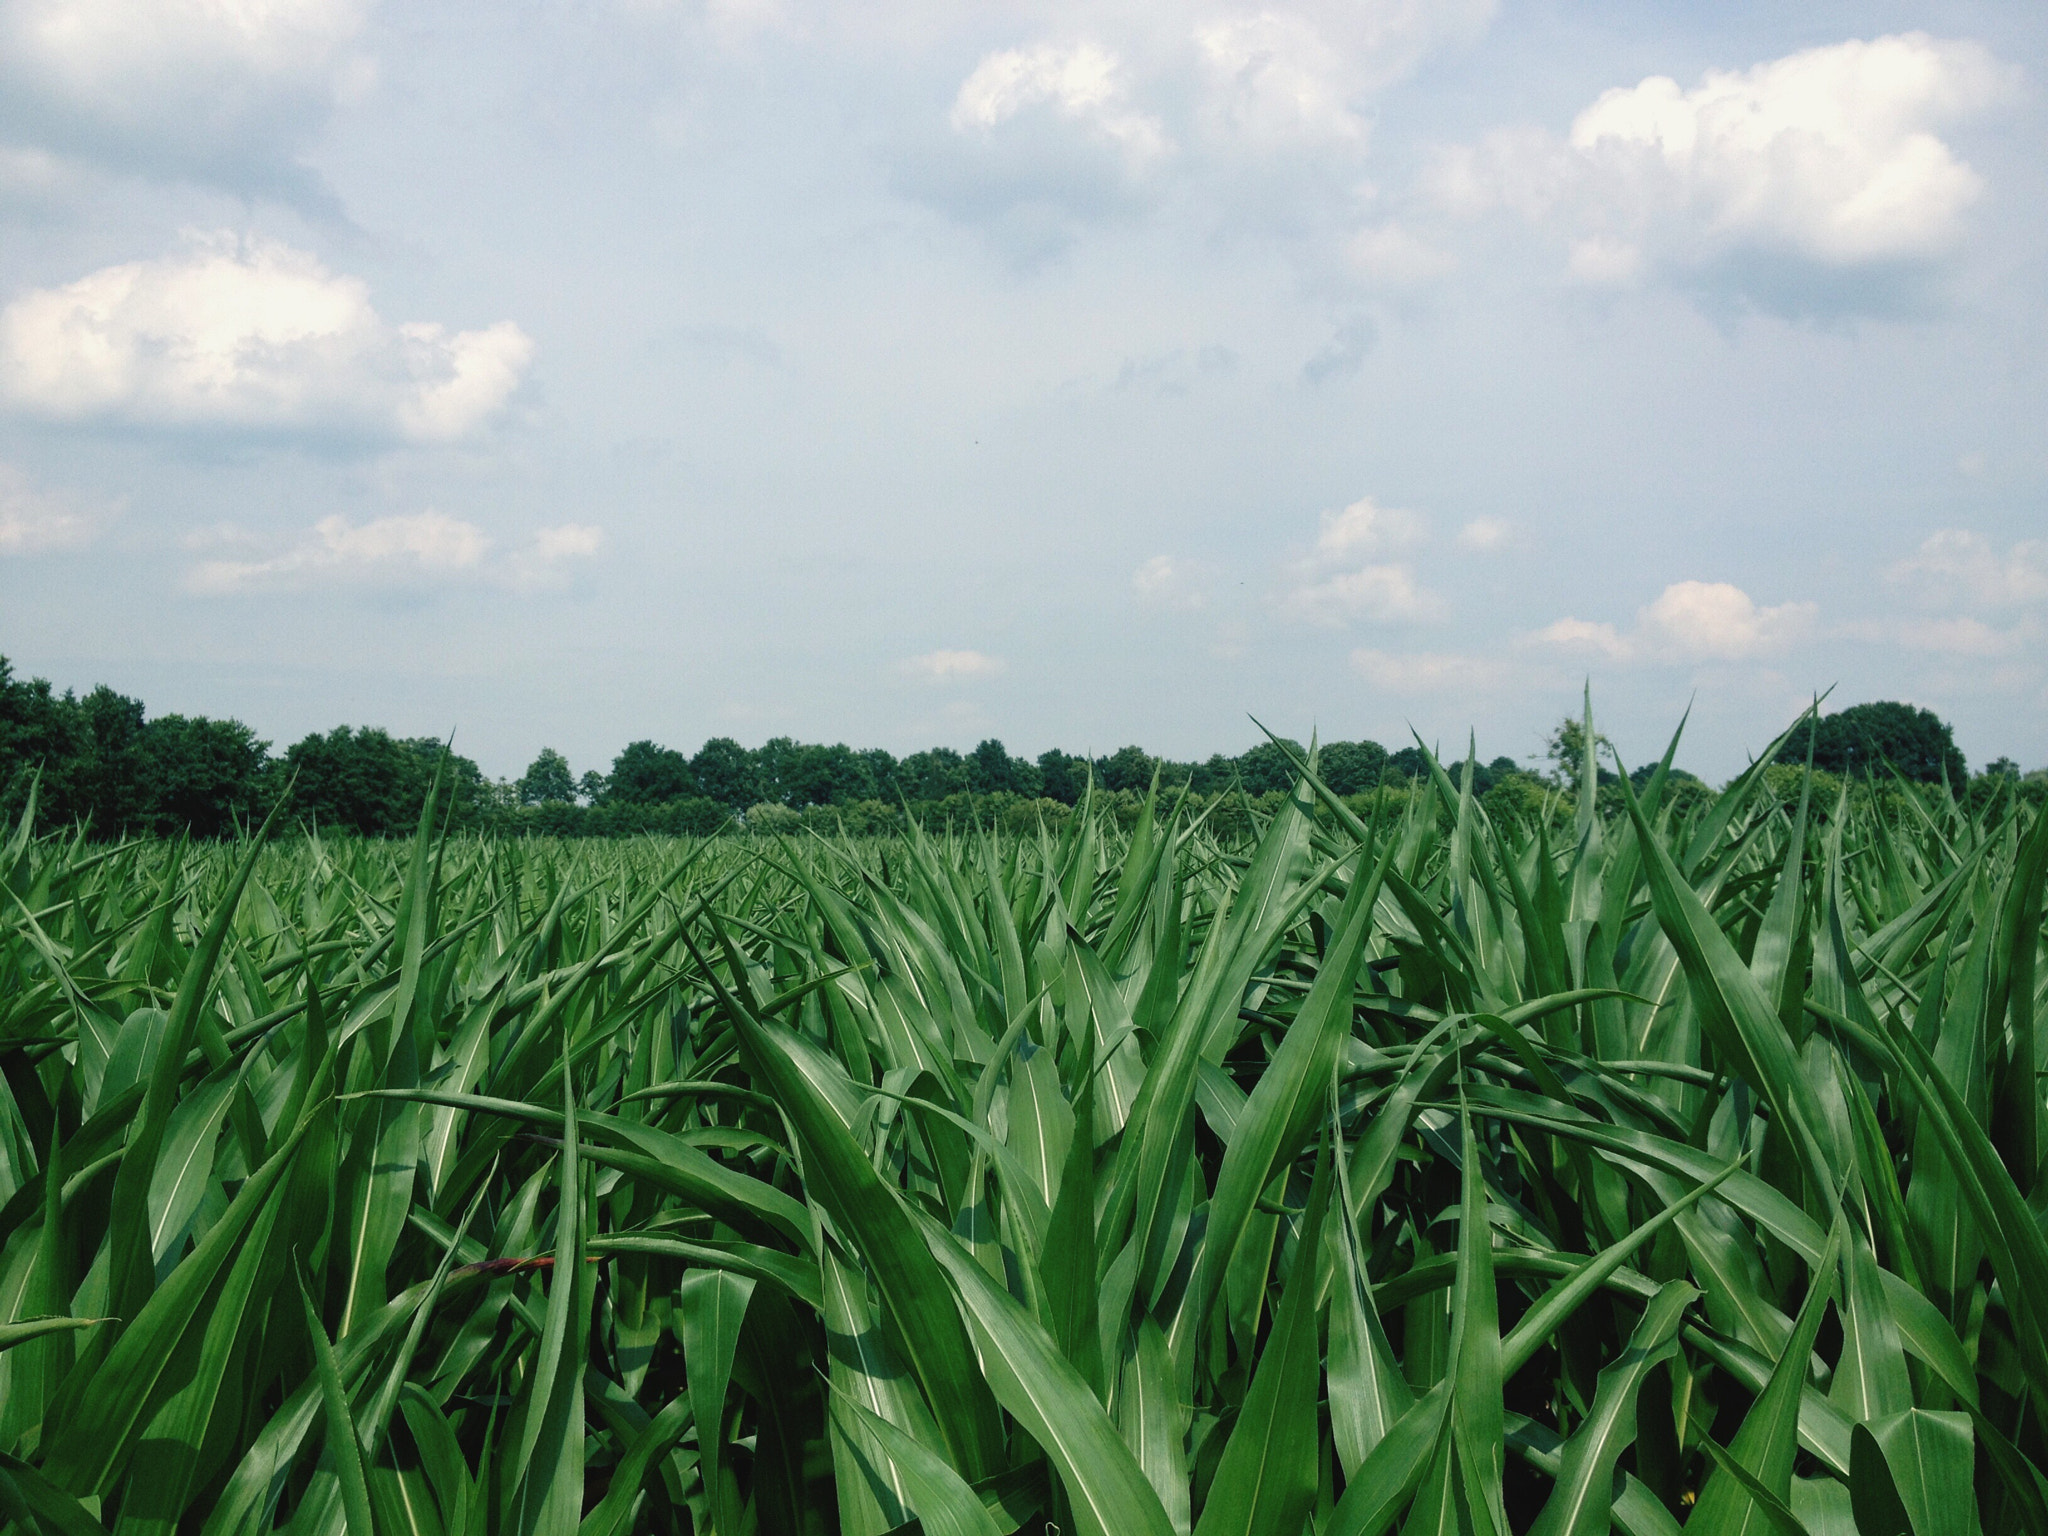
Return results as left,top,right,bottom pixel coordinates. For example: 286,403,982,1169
1777,700,1967,784
7,653,2025,841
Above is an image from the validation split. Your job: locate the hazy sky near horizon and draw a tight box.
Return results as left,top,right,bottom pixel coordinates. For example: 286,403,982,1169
1,0,2044,783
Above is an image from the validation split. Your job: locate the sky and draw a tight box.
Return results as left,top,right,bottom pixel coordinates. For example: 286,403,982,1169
1,0,2044,785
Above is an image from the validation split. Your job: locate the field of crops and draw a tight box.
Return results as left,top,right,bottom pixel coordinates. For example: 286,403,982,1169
0,707,2043,1536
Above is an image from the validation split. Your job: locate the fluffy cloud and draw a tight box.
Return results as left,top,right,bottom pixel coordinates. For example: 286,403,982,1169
1312,495,1427,559
1289,563,1443,625
1282,494,1443,625
1887,529,2048,611
1533,579,1816,662
186,511,597,593
1195,11,1365,149
0,0,373,189
902,648,1002,680
0,234,532,443
1641,581,1817,658
1437,34,2008,297
1529,616,1630,658
931,1,1494,243
1196,0,1495,136
950,42,1167,161
1865,529,2047,659
0,460,105,552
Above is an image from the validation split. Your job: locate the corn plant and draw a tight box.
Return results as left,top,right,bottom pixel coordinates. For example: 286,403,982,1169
0,699,2043,1536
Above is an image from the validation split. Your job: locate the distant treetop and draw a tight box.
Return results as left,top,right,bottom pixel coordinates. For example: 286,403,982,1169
1775,701,1967,785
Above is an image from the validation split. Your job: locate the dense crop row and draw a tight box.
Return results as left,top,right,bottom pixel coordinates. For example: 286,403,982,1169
0,704,2043,1536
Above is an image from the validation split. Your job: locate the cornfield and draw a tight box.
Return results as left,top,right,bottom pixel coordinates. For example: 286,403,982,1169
0,703,2044,1536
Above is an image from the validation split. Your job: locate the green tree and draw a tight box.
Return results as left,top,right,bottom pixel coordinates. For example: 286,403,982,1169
141,714,271,837
968,738,1040,796
1388,745,1432,780
0,658,79,826
1035,748,1088,805
856,747,900,802
280,726,429,836
1543,717,1615,786
1097,744,1158,794
897,747,972,802
1318,740,1388,795
65,686,149,832
784,743,879,806
608,740,696,804
1778,701,1965,784
518,747,577,804
690,737,759,808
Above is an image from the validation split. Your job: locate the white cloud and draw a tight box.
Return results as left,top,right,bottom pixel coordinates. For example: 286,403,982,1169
902,648,1002,680
1313,495,1426,559
1201,0,1495,116
1533,580,1815,662
1289,563,1444,625
1455,516,1510,552
0,233,531,443
1888,529,2048,611
0,0,373,187
951,42,1168,160
1195,11,1365,149
1351,647,1511,694
1282,493,1440,625
186,511,597,593
1438,34,2008,292
1132,553,1208,611
1640,580,1814,659
0,461,105,552
1530,616,1630,658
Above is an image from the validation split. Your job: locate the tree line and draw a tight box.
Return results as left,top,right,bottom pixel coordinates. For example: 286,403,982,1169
0,654,2030,839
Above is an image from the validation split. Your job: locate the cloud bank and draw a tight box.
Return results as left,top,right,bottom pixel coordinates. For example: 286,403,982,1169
186,511,599,593
1533,579,1817,662
0,233,532,443
0,0,374,192
1435,33,2009,305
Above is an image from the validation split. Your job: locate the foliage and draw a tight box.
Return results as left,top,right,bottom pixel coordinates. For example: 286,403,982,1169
607,742,698,806
6,656,2037,849
1778,700,1968,784
281,726,490,837
518,748,578,805
0,700,2041,1536
0,665,270,838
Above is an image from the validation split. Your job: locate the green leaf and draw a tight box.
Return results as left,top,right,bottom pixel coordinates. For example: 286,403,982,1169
917,1211,1175,1536
503,1063,592,1536
829,1389,1003,1536
1193,1134,1333,1536
1117,1318,1189,1536
1528,1281,1693,1536
1448,1099,1507,1536
1853,1412,1978,1536
679,1267,755,1536
299,1265,376,1536
699,926,1009,1482
1686,1217,1842,1536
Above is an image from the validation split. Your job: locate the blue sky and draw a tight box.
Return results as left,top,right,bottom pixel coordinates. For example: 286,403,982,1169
1,0,2043,783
